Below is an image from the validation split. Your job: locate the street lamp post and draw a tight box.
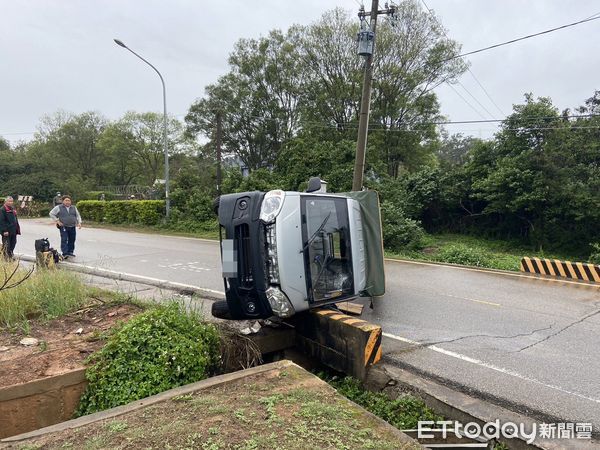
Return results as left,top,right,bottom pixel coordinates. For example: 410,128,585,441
113,39,170,219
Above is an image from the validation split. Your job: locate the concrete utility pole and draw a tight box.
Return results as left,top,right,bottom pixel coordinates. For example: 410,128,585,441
113,39,171,219
215,111,222,197
352,0,380,192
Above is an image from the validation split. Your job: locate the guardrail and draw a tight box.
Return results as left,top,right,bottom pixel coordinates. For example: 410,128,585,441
520,256,600,283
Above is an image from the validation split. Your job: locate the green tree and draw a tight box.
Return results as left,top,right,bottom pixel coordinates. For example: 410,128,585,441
120,112,190,185
96,122,144,187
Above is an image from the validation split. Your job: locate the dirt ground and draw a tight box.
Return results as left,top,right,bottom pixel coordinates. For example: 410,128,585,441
0,302,143,388
5,364,420,450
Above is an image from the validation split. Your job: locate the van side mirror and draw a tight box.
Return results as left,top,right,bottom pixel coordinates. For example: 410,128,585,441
306,177,322,193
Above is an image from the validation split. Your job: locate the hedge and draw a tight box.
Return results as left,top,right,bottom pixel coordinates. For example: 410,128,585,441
77,200,165,225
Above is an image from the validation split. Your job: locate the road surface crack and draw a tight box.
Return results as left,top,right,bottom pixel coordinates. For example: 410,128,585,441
418,324,555,347
517,308,600,352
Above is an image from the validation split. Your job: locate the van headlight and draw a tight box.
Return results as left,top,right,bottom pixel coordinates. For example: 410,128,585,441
265,287,295,318
260,190,285,223
265,224,280,284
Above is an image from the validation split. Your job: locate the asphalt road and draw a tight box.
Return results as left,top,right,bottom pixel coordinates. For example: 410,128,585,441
16,218,600,431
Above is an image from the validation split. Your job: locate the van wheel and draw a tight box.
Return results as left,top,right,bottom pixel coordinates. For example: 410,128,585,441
211,300,232,320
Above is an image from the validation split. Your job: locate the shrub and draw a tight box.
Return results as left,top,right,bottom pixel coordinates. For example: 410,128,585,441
76,200,104,222
435,243,491,267
590,243,600,265
77,200,165,225
77,303,221,416
16,201,51,218
327,376,442,429
381,201,425,251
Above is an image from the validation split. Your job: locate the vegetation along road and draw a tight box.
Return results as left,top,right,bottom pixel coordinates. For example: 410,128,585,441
18,218,600,432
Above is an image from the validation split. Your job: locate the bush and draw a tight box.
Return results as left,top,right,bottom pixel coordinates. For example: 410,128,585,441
381,201,425,251
327,376,442,429
590,243,600,265
77,303,221,416
77,200,165,225
435,243,491,267
16,201,51,218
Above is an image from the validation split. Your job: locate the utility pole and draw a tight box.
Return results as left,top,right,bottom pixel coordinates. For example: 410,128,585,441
215,111,222,197
352,0,397,191
352,0,379,192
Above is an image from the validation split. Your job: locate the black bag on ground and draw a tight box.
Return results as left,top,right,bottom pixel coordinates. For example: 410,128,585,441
35,238,50,253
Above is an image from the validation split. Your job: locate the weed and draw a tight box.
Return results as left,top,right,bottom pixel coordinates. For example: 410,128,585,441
321,374,443,430
0,260,87,329
258,394,282,422
105,420,128,433
172,394,194,402
234,408,250,424
201,437,223,450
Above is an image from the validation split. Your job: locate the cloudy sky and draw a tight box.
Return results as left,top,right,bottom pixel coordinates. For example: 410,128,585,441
2,0,599,144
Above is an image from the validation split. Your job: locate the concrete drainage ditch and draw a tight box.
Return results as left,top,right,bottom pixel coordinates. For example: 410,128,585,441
0,368,87,439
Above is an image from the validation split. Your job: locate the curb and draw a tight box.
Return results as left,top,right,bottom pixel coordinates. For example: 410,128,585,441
19,254,225,300
387,257,600,287
365,363,598,450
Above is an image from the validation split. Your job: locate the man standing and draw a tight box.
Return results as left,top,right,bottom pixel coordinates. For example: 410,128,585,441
0,196,20,260
53,192,62,207
49,195,82,258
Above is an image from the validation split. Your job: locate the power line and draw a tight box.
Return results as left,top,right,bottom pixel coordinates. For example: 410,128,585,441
445,83,487,120
455,80,496,119
420,0,502,119
444,13,600,62
467,71,505,117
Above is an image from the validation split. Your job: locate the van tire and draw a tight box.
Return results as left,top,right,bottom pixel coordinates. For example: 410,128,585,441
211,300,232,320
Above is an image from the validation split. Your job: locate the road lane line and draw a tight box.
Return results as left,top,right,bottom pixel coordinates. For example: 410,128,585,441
382,332,600,404
444,293,501,307
387,258,600,289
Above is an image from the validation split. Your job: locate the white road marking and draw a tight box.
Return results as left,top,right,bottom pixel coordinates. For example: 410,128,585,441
383,332,600,404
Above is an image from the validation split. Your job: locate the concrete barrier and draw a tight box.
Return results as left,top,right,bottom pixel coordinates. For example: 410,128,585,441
290,309,382,380
0,368,87,439
520,257,600,283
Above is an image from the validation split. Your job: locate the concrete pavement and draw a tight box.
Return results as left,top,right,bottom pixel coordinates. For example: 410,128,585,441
15,218,600,433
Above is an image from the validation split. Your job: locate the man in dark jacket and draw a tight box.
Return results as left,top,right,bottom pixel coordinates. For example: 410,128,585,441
0,196,20,260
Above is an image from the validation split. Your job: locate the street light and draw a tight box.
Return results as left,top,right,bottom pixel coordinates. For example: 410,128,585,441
113,38,170,219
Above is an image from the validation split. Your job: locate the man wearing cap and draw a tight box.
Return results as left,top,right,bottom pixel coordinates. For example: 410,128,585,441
53,192,62,207
0,196,21,260
49,195,82,258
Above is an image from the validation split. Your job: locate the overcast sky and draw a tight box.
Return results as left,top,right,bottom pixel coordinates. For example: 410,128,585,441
2,0,599,144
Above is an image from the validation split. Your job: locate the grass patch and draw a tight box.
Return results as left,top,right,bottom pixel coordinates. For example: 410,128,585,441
0,259,88,330
387,233,583,271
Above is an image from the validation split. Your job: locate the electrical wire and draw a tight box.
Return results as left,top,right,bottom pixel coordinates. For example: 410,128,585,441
420,0,500,119
445,83,487,120
444,13,600,62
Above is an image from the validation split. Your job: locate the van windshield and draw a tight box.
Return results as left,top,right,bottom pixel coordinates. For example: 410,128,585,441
301,196,354,303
